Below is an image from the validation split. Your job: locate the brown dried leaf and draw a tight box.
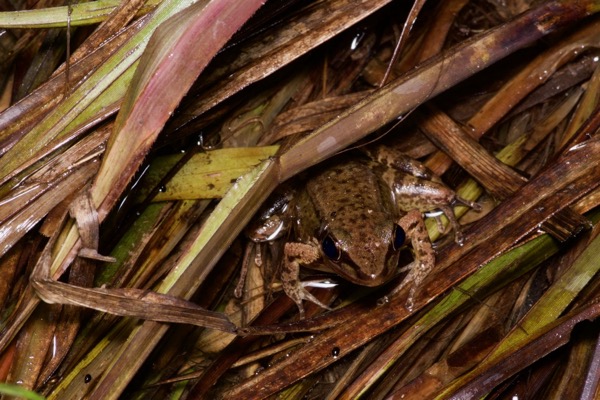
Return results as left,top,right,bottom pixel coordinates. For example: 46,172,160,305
229,135,600,398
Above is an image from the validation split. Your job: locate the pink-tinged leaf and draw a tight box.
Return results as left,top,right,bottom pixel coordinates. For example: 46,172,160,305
93,0,267,219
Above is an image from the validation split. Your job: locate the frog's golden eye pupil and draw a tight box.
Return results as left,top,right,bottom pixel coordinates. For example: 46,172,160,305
393,224,406,250
322,235,341,260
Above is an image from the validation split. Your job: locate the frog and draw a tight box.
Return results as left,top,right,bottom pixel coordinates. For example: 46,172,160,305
244,147,480,316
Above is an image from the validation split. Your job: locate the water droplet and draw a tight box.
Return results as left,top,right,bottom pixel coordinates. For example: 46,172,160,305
332,347,340,358
350,32,364,50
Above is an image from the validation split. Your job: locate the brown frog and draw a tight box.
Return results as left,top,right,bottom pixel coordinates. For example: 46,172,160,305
246,148,480,316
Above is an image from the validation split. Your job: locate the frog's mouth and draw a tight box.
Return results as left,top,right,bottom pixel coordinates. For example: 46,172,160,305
318,226,401,287
324,256,397,287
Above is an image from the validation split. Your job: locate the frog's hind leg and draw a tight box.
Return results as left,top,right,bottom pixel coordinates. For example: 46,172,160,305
389,209,435,311
364,146,437,181
380,163,479,245
282,242,332,317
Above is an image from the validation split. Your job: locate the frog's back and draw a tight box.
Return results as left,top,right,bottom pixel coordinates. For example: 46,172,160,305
303,158,399,284
307,158,395,219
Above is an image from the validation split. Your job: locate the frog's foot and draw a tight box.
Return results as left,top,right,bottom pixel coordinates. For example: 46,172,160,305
438,205,464,245
430,214,447,236
288,281,333,318
438,197,480,245
282,243,331,317
70,188,116,263
383,261,425,311
442,199,479,244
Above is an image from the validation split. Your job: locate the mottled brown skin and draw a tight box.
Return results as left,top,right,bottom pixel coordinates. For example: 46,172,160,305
299,159,400,286
248,150,479,315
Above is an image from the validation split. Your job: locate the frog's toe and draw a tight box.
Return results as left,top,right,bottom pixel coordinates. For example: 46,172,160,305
301,288,332,312
402,283,421,312
455,195,481,212
434,216,447,234
453,230,465,246
284,282,331,317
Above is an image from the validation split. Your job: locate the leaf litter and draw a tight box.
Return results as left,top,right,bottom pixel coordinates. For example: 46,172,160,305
0,1,600,399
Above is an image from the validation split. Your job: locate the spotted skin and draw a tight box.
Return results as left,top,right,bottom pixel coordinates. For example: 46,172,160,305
249,151,479,315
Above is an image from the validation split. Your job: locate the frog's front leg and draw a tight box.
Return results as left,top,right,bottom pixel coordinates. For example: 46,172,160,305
282,242,332,317
389,209,435,309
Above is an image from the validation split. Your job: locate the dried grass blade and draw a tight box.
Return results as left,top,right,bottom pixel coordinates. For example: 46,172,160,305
0,0,159,29
84,159,279,399
418,106,590,242
32,281,236,332
437,223,600,397
341,233,560,399
279,0,599,181
469,18,600,137
92,0,267,220
380,0,427,85
443,302,600,399
174,0,394,121
0,0,205,185
226,135,600,398
419,107,527,199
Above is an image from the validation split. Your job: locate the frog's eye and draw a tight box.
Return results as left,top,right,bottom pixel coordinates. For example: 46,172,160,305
321,235,341,260
392,224,406,250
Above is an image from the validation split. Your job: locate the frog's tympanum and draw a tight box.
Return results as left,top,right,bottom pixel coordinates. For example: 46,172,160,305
247,148,480,316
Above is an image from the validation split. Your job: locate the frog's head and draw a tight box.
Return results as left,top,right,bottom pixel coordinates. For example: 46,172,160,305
319,212,405,286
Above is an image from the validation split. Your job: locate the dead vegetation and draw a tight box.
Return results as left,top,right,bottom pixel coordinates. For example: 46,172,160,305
0,0,600,399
